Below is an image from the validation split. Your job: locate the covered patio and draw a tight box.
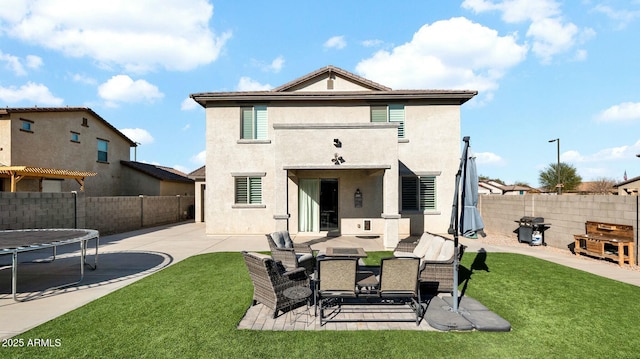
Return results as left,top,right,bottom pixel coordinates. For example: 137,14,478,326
0,166,96,192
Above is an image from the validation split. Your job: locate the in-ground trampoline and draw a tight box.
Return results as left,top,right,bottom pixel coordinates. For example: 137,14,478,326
0,228,99,301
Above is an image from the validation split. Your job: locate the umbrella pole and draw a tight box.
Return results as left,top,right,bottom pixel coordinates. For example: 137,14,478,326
450,136,470,313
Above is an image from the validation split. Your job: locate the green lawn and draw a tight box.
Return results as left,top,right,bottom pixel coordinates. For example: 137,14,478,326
4,251,640,358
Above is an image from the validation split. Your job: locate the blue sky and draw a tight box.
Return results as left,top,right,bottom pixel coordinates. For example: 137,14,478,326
1,0,640,186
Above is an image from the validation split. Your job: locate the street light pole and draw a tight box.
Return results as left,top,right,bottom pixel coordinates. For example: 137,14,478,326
548,138,561,195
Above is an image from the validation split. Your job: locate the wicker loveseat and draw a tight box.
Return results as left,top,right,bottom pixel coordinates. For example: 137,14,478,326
242,251,310,318
266,231,315,274
393,232,465,293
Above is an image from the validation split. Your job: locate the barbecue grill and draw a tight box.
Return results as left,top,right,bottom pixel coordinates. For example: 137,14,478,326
515,216,550,246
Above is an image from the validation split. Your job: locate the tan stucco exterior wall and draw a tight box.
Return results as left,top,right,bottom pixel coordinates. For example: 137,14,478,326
119,166,195,196
0,119,10,166
1,110,131,196
204,99,463,244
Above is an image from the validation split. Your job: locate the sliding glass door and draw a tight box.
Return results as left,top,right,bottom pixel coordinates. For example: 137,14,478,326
299,179,319,232
299,178,338,232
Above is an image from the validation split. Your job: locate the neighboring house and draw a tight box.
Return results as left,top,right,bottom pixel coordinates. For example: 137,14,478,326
500,184,535,195
120,161,195,196
188,165,206,223
191,65,476,248
479,180,535,195
479,181,504,195
566,181,616,195
614,176,640,195
0,107,136,195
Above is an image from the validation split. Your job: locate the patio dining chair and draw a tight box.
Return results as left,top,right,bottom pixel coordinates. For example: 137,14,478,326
315,257,358,325
378,256,422,325
266,231,315,275
242,251,310,318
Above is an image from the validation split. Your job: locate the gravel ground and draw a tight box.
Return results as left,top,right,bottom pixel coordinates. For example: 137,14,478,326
475,232,640,272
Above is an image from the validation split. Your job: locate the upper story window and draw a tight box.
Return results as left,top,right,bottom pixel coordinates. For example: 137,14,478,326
97,139,109,162
371,104,405,138
71,131,80,143
82,117,89,127
20,118,33,132
401,175,436,211
241,106,268,140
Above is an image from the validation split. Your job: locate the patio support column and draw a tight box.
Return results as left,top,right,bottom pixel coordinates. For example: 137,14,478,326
382,163,400,249
273,168,290,231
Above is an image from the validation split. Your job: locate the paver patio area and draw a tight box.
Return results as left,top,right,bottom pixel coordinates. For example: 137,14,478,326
238,299,439,331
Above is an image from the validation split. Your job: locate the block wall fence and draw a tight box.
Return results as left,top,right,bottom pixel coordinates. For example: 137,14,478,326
0,192,195,235
478,195,639,262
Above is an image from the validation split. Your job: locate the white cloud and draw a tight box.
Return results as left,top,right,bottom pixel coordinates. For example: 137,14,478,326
268,56,284,73
120,128,154,145
191,150,206,166
0,82,63,105
0,51,25,76
526,17,578,64
355,17,527,100
98,75,164,106
475,151,505,165
0,0,231,73
25,55,43,69
236,77,272,91
362,39,383,47
463,0,561,22
181,97,198,111
324,35,346,50
0,51,41,76
592,4,640,30
562,140,640,163
252,56,285,73
71,73,97,85
462,0,590,63
596,102,640,122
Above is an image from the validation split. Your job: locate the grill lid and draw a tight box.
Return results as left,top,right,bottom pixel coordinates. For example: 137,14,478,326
520,216,544,223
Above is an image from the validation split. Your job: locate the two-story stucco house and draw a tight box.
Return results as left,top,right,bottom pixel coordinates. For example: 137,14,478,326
0,107,136,196
191,66,476,248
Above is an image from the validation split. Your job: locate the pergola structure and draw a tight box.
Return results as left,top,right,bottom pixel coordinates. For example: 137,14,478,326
0,166,97,192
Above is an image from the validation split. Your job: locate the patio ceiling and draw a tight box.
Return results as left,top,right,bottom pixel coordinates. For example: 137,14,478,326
0,166,97,192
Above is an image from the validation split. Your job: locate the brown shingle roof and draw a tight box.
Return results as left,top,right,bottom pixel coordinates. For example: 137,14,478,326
0,107,137,146
273,65,391,92
188,165,205,180
120,161,194,183
190,65,477,106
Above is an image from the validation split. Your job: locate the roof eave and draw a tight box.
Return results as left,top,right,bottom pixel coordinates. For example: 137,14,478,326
190,90,477,107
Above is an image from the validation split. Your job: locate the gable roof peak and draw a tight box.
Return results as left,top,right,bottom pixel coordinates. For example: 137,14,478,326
272,65,391,92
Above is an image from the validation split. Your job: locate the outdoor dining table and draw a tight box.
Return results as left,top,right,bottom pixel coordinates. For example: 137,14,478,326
324,247,367,258
0,228,99,301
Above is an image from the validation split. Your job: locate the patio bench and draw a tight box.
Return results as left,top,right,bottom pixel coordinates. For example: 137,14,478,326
315,257,422,326
393,232,465,293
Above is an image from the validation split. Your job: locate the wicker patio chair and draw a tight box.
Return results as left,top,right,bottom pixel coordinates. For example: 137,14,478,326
316,257,358,325
242,251,310,318
378,257,422,325
394,233,466,294
266,231,315,274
